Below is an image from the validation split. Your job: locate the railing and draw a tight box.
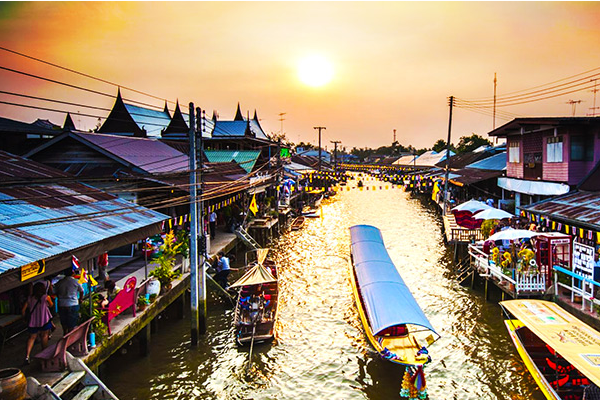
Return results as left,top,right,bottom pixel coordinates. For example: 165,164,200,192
451,228,484,243
553,265,600,313
468,244,546,295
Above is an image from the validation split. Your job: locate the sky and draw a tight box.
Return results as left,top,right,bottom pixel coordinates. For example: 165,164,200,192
1,1,599,151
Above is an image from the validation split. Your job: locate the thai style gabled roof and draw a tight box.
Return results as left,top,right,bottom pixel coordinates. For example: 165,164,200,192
98,89,171,138
204,149,261,173
62,113,76,131
234,102,244,121
162,101,189,137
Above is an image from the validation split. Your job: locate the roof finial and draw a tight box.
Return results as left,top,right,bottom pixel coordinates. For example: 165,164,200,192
234,102,244,121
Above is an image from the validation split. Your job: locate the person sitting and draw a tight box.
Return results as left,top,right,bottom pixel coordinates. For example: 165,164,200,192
98,279,121,307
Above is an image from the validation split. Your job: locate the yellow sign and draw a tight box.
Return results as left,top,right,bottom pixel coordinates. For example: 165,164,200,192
21,260,45,281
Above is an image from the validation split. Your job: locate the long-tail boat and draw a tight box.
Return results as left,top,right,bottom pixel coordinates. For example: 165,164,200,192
231,249,278,346
349,225,439,398
500,299,600,400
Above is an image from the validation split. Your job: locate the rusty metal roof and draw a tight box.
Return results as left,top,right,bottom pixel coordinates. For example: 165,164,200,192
0,151,168,273
523,191,600,229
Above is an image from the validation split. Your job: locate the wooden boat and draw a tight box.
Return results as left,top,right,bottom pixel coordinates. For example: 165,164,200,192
232,249,279,346
290,216,305,230
349,225,439,367
500,300,600,400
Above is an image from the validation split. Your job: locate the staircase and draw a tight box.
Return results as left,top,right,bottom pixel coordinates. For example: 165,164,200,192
235,227,260,250
455,259,474,284
27,353,118,400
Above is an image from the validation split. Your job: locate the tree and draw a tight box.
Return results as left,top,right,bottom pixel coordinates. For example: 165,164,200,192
432,139,448,153
456,133,492,154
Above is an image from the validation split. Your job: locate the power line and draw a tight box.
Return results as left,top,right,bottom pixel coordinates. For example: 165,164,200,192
0,45,176,106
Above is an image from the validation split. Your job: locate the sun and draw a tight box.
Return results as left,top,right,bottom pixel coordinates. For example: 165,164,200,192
298,55,334,87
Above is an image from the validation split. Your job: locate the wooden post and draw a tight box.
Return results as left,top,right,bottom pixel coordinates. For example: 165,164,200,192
484,279,489,301
139,324,151,356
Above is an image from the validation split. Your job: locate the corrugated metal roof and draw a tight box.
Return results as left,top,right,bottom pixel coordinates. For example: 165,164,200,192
124,103,171,138
211,120,268,140
77,132,189,174
450,169,503,185
0,151,168,273
523,191,600,229
204,150,260,173
466,152,507,171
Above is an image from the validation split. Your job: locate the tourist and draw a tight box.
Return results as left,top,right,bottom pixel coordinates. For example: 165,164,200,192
22,282,54,364
209,210,217,240
214,251,231,289
55,268,84,334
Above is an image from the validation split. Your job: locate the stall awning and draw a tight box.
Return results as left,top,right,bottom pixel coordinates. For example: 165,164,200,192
350,225,438,336
501,300,600,387
498,177,570,196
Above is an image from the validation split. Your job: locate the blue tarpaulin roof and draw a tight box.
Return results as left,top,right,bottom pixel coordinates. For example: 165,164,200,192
349,224,438,336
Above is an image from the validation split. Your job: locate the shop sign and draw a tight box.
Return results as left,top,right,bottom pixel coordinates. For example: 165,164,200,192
21,260,45,281
573,242,595,278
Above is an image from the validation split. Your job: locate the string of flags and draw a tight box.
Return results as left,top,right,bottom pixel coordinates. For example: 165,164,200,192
521,210,600,244
160,193,244,231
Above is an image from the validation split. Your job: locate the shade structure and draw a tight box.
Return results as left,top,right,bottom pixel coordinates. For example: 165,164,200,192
473,208,514,220
501,300,600,387
487,228,539,241
349,224,438,337
451,199,492,213
229,263,276,288
256,248,269,265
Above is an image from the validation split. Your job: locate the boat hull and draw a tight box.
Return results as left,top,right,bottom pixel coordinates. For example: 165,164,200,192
504,319,562,400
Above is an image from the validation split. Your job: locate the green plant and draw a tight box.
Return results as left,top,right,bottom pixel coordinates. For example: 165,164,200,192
149,293,158,303
80,293,108,343
481,219,499,238
149,231,183,287
137,295,150,308
175,229,189,257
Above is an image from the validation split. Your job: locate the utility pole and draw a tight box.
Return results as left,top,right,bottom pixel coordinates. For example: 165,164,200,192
330,140,341,172
589,79,599,117
566,99,582,116
443,96,454,215
393,129,396,143
493,73,497,129
278,112,286,135
196,107,207,336
314,126,326,171
188,103,200,346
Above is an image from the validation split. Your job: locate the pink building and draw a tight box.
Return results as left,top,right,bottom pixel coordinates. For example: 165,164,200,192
489,117,600,213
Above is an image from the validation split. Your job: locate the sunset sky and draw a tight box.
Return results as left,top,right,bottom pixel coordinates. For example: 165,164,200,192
1,2,599,151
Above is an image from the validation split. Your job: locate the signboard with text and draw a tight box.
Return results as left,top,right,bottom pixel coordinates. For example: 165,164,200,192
20,260,45,281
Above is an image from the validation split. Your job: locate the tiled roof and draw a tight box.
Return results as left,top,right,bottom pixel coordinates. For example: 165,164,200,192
211,119,268,140
124,103,171,138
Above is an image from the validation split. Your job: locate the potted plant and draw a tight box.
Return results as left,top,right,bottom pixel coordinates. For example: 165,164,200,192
80,293,108,344
149,293,158,304
149,231,182,293
137,295,150,311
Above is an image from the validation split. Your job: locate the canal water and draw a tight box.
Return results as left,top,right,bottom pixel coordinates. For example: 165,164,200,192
103,177,544,399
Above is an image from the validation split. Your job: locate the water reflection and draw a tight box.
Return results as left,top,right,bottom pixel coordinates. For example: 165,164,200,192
103,178,544,399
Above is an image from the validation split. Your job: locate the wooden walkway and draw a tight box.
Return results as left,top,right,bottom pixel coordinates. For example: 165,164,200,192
442,213,484,244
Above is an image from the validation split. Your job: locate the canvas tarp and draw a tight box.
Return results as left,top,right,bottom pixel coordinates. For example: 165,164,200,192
501,299,600,387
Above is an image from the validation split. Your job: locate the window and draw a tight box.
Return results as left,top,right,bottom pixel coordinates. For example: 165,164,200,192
570,135,594,161
508,141,520,163
546,136,563,163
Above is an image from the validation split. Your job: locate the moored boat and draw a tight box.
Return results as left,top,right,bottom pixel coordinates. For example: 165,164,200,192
232,249,279,346
500,299,600,400
290,216,305,230
349,225,439,397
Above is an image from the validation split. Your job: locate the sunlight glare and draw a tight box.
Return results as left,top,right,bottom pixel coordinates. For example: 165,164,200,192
298,55,334,87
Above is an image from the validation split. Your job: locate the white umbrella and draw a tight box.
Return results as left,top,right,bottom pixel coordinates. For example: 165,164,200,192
473,208,514,220
451,199,492,213
488,228,539,241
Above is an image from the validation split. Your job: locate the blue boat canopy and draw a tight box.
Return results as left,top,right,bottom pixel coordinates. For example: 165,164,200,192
350,224,438,337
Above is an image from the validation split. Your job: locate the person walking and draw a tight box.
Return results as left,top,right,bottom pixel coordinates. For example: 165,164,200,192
209,210,217,240
55,268,83,334
22,282,54,364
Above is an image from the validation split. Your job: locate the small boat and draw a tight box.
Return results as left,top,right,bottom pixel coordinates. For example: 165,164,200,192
290,216,305,230
302,209,320,218
500,299,600,400
232,249,279,346
349,225,440,367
